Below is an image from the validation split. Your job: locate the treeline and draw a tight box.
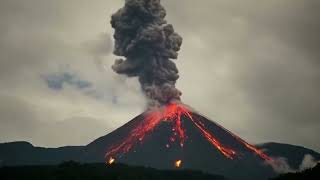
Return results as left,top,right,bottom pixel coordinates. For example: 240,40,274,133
1,161,319,180
0,161,227,180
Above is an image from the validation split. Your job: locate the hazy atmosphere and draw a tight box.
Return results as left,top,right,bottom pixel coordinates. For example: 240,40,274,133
0,0,319,152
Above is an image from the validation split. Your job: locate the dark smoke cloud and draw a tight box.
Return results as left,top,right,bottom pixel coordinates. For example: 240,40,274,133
111,0,183,107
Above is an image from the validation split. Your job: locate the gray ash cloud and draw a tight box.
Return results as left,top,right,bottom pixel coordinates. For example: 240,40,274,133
110,0,183,107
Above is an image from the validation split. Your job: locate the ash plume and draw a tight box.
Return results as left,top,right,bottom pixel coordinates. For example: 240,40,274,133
111,0,183,107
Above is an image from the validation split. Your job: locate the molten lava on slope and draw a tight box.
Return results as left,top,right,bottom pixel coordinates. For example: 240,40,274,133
105,103,272,166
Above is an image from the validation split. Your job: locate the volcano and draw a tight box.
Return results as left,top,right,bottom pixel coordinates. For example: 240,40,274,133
84,103,276,179
99,1,276,178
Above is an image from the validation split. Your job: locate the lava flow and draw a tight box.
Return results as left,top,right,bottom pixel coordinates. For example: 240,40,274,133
105,103,272,164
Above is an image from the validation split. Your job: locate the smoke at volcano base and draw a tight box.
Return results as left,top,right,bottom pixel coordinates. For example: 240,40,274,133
111,0,183,107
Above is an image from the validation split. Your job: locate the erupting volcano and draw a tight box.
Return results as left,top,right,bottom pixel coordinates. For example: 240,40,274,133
90,0,276,179
105,103,272,163
85,102,275,179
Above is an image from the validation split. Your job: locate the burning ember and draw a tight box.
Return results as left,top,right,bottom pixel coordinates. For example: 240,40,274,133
107,157,115,165
175,160,182,168
105,103,272,164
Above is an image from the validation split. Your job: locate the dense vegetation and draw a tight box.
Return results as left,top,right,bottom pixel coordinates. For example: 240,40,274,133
1,161,319,180
0,161,227,180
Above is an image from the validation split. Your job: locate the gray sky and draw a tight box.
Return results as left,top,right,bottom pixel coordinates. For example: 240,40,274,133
0,0,319,152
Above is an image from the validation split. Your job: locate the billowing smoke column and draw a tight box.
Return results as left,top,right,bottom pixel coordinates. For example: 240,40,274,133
107,2,274,164
111,0,183,107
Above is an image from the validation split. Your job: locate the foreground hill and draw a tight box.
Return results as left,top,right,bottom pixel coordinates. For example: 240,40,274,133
1,161,319,180
0,161,227,180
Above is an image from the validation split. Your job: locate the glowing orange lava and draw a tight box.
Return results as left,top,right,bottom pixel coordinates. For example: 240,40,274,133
211,122,273,161
175,160,182,168
105,103,272,163
108,157,115,165
188,116,236,159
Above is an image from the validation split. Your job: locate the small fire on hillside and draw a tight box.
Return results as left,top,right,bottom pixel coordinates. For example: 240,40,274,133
105,103,272,167
175,160,182,168
107,157,115,165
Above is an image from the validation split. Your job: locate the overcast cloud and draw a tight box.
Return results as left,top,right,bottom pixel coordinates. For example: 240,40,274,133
0,0,319,151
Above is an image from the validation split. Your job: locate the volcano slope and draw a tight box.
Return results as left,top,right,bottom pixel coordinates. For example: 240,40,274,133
84,103,275,180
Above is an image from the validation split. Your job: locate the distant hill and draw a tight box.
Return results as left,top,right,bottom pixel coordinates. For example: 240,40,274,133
0,141,83,166
271,163,320,180
257,142,320,170
0,161,227,180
